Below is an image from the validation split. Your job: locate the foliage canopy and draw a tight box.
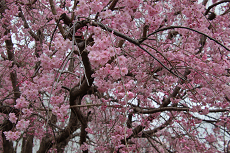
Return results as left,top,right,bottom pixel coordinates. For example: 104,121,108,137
0,0,230,152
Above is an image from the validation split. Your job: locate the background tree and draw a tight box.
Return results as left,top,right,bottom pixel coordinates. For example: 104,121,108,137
0,0,230,152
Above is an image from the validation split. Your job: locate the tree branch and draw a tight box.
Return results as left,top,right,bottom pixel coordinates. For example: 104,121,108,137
18,7,39,40
161,68,191,107
133,106,189,114
0,106,20,115
205,0,230,15
145,26,230,52
91,21,139,45
49,0,65,37
108,0,119,11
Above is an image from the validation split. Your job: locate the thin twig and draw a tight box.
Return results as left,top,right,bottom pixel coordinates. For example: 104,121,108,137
70,104,122,108
205,0,230,15
145,26,230,52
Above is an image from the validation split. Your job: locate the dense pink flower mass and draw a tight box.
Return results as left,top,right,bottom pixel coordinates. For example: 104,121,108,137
9,113,17,124
0,0,230,152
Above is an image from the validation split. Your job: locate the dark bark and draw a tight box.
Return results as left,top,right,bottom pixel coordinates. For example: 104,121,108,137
196,35,207,54
9,71,20,100
60,13,72,27
69,46,94,153
37,105,80,153
56,137,70,153
21,134,34,153
1,26,20,152
37,135,53,153
142,25,149,38
204,0,230,15
161,68,191,107
38,33,94,152
2,120,15,153
0,106,20,115
108,0,119,11
21,120,35,153
0,0,6,13
202,0,208,6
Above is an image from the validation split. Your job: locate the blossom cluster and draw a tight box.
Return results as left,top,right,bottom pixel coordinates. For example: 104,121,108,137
1,0,230,152
52,104,69,121
14,97,29,109
3,131,21,141
4,119,30,141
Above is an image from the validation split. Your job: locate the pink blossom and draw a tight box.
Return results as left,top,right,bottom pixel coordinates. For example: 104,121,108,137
16,119,30,131
107,47,116,56
22,108,32,117
9,113,17,123
120,67,128,76
4,131,21,141
4,131,13,140
85,128,93,134
1,1,230,152
116,85,123,92
90,59,100,67
88,51,99,60
51,95,64,106
100,10,112,18
117,56,127,65
80,142,88,151
100,54,109,65
90,2,103,13
52,106,59,115
114,125,123,133
127,91,134,100
14,97,29,109
202,107,209,115
94,27,101,35
13,131,21,140
117,93,125,99
101,50,110,58
111,71,120,80
111,67,121,79
206,134,216,143
59,104,69,115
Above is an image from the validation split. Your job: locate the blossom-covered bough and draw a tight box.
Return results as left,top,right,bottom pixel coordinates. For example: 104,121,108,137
0,0,230,152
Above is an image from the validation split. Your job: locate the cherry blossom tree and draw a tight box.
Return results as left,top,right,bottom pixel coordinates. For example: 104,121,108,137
0,0,230,152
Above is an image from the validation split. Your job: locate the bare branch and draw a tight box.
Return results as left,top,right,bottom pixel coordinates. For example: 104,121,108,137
49,0,65,37
0,106,20,115
70,104,122,108
133,106,189,114
161,68,191,107
146,26,230,52
108,0,119,10
142,25,149,38
196,35,207,54
146,137,161,153
91,21,139,45
142,116,173,137
18,7,39,40
205,0,230,15
202,0,208,6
